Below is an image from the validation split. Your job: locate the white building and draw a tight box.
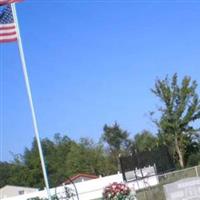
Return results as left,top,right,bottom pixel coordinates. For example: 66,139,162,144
0,185,38,199
1,166,158,200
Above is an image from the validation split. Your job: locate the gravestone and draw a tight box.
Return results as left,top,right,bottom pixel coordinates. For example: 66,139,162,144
164,177,200,200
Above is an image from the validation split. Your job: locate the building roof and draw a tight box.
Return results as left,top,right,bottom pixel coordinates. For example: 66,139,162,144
63,173,98,184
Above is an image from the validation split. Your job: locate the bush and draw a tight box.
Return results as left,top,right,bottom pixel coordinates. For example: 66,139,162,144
187,154,200,167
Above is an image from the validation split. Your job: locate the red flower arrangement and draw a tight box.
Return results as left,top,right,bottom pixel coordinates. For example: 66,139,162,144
103,182,131,200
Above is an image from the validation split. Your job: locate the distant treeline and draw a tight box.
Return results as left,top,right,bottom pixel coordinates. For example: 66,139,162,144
0,74,200,189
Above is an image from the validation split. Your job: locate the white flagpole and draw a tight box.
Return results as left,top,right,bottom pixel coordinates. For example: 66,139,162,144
11,3,52,200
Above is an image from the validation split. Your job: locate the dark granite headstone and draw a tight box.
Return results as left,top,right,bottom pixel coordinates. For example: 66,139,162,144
164,177,200,200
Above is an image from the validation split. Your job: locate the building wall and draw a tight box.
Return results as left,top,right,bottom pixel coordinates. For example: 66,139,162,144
1,166,158,200
0,186,38,199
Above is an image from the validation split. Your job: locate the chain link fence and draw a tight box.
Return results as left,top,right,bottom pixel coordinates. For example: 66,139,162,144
135,165,200,200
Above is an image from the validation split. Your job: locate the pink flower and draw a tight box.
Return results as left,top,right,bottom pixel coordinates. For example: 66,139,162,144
103,182,131,199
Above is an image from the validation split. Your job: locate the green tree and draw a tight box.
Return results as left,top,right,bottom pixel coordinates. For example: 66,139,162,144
134,130,158,152
0,134,117,188
152,74,200,168
49,133,74,185
22,139,46,188
14,134,74,188
0,162,15,187
65,138,116,176
102,122,130,170
102,122,130,152
0,162,29,188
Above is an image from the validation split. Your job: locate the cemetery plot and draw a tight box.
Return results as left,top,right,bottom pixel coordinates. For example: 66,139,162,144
164,177,200,200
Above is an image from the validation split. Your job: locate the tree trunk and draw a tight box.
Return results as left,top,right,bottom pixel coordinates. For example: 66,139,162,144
175,137,185,168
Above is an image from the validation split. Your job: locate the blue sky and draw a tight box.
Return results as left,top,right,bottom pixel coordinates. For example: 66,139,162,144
1,1,200,161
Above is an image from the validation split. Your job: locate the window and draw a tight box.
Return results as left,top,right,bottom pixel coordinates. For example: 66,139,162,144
18,190,24,195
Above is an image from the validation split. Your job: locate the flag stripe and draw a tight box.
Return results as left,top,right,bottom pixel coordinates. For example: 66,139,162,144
0,37,17,42
0,25,15,30
0,31,16,36
0,0,22,5
0,29,15,34
0,34,17,41
0,23,16,28
0,5,17,43
0,32,16,38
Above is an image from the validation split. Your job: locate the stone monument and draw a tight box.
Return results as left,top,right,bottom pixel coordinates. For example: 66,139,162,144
164,177,200,200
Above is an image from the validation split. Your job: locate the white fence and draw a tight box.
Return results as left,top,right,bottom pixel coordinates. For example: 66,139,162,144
2,166,158,200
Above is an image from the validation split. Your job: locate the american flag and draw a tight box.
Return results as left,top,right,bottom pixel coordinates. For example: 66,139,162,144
0,0,21,6
0,4,17,43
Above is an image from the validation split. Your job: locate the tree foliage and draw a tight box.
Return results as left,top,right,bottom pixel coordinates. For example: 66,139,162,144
0,134,116,188
0,74,199,189
151,74,200,168
102,122,130,153
65,138,116,176
102,122,130,170
133,130,158,152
